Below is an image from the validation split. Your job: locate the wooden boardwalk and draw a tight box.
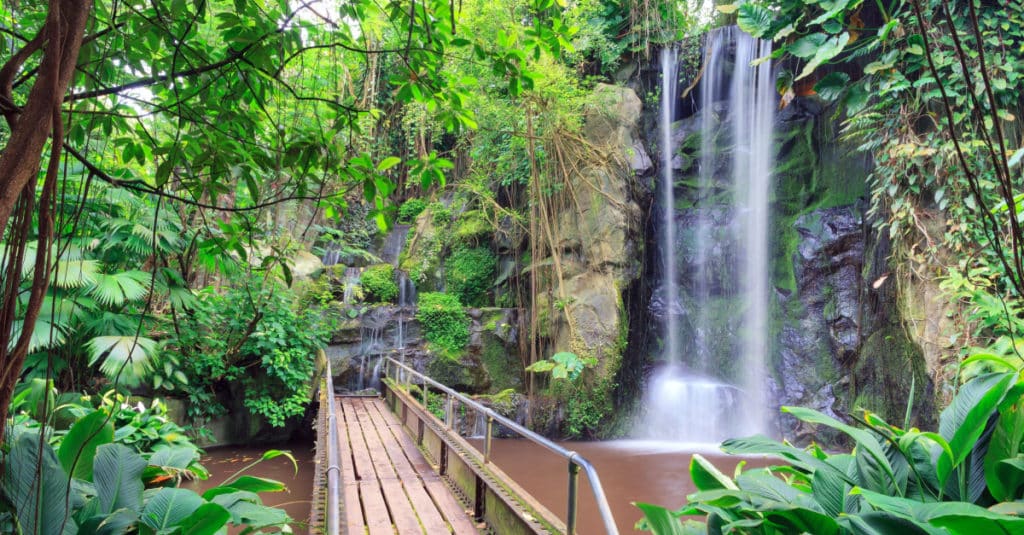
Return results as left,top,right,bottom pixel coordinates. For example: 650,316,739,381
335,396,480,534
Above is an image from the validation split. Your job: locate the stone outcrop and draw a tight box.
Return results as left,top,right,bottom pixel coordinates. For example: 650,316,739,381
540,84,646,383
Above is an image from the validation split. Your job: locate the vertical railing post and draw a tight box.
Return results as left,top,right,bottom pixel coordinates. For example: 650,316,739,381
446,394,454,429
484,415,494,464
567,460,580,534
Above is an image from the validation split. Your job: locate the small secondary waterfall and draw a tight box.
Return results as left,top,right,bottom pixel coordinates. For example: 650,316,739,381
638,27,775,443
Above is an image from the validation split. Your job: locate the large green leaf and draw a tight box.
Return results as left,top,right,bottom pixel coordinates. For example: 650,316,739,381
690,454,738,491
633,502,689,535
994,457,1024,503
58,409,114,482
986,397,1024,500
783,407,897,490
796,32,850,81
148,446,201,470
721,435,855,487
855,487,1024,534
139,488,204,531
94,443,146,514
215,475,286,494
174,502,231,535
2,430,77,535
736,3,773,38
208,490,290,529
839,511,940,535
939,372,1015,475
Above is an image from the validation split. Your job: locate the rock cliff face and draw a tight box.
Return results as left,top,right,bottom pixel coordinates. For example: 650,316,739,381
534,84,648,433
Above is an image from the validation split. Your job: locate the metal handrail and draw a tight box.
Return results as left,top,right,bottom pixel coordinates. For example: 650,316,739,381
384,357,619,535
324,360,341,535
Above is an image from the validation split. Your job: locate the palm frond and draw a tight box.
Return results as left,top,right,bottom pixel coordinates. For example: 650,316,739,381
86,335,159,387
88,270,152,306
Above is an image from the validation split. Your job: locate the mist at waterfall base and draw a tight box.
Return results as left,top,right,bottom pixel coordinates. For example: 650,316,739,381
633,28,775,446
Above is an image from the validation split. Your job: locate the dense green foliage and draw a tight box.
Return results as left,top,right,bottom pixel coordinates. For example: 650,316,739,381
361,264,399,303
445,246,497,307
416,292,470,354
171,279,333,427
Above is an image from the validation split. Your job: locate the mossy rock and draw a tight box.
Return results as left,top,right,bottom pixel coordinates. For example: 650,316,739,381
426,353,488,393
480,332,521,393
453,210,491,243
852,326,933,427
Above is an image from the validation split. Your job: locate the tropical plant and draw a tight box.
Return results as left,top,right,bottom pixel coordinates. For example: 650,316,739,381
0,424,294,534
445,246,497,307
525,351,595,381
170,276,333,426
636,362,1024,534
398,198,428,224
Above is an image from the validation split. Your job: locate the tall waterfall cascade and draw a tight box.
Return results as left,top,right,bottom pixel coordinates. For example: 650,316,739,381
636,27,775,444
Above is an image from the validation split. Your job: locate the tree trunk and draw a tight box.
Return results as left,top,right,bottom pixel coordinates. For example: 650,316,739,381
0,0,92,443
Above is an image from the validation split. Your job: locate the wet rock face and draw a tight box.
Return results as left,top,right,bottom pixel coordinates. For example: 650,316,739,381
775,206,865,442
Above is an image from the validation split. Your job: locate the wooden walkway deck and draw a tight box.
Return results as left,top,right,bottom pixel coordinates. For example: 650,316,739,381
335,396,480,534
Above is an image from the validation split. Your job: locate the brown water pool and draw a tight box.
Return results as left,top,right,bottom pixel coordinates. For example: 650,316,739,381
184,441,316,534
469,439,768,534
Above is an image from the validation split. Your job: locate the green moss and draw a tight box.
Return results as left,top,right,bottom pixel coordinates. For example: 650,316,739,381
480,333,521,392
453,210,491,242
360,264,398,302
416,292,469,354
852,326,931,426
445,246,497,307
426,353,473,388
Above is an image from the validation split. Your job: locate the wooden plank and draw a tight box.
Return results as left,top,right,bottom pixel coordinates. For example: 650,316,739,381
343,399,394,535
364,399,452,534
369,398,479,534
350,398,423,535
358,480,395,535
334,399,365,532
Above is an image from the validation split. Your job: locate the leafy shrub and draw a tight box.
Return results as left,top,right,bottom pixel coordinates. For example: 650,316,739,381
171,279,332,426
361,263,398,302
445,246,496,307
397,198,428,224
416,292,469,354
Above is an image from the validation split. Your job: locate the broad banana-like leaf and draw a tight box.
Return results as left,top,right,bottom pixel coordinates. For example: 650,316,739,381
94,443,146,514
138,488,203,531
1,430,77,535
690,454,738,492
939,372,1015,473
58,409,114,482
784,407,898,492
634,502,692,535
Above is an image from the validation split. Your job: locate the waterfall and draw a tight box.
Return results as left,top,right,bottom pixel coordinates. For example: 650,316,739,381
637,27,775,444
659,46,682,366
342,267,361,305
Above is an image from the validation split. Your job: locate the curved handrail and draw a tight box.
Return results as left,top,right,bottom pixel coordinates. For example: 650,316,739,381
384,356,619,535
324,360,341,535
